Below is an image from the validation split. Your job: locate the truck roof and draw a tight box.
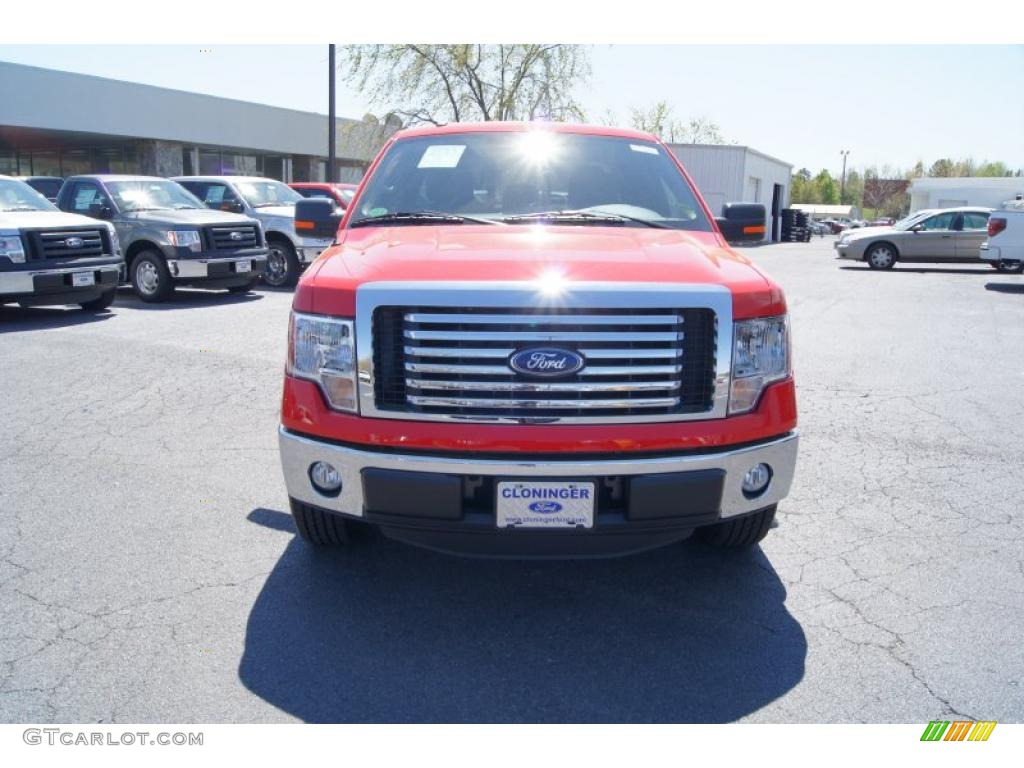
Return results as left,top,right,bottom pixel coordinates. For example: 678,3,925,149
64,174,167,182
393,121,659,143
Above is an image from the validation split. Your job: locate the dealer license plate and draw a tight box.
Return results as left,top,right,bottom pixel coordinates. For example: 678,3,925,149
71,271,95,287
235,260,251,273
496,480,595,529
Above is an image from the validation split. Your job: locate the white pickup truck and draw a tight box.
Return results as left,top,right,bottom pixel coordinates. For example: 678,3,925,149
981,196,1024,273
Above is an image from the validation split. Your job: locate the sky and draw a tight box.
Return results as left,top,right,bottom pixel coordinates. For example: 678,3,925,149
1,44,1021,176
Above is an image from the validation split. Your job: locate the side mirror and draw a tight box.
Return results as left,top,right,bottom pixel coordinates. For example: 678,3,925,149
295,198,343,239
97,205,114,220
718,202,768,243
910,223,924,232
221,199,245,214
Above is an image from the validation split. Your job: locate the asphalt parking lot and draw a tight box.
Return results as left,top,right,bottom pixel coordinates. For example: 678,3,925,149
1,236,1022,723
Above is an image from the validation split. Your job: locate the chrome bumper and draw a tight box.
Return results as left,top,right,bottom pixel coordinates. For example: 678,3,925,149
167,255,260,279
0,264,121,295
279,426,799,521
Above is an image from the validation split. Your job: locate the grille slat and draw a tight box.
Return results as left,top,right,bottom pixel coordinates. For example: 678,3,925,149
28,228,108,261
206,225,259,251
373,305,718,420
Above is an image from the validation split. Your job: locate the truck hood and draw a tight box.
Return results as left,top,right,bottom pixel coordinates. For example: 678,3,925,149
300,225,786,319
121,208,257,226
251,205,296,219
0,209,109,230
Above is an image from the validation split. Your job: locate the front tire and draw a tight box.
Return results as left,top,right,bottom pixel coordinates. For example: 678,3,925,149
262,239,300,288
866,243,897,270
290,498,349,546
695,505,777,548
995,261,1024,274
130,251,174,302
228,277,260,293
79,288,116,311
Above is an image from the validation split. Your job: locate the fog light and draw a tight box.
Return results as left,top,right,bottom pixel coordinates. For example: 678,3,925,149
741,463,771,496
309,461,342,495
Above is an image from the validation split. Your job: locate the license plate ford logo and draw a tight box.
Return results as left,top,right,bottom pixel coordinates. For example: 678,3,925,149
508,347,585,378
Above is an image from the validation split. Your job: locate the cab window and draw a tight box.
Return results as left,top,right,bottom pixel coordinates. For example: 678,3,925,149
68,182,112,217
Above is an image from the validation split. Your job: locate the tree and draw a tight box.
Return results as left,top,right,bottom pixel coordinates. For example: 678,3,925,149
791,168,817,204
863,166,910,216
842,169,864,208
928,158,956,177
977,161,1012,177
814,169,839,205
625,102,728,144
340,45,589,126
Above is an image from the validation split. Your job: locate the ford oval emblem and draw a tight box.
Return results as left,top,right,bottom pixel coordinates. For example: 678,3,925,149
65,237,84,248
508,347,585,378
229,231,243,240
529,501,563,514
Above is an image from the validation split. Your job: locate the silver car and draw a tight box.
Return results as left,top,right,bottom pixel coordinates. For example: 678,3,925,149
174,176,334,288
835,207,993,269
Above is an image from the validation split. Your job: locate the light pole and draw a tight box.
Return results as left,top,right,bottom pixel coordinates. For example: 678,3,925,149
328,44,336,184
840,149,850,203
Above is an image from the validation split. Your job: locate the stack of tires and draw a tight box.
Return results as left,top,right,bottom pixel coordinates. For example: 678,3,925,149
781,209,811,242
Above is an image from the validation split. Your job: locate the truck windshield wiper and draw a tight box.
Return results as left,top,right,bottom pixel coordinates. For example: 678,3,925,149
349,211,503,227
1,207,46,212
253,202,292,208
501,210,670,228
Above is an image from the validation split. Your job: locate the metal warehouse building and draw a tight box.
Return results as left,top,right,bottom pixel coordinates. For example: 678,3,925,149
0,61,398,183
908,176,1024,212
668,143,793,242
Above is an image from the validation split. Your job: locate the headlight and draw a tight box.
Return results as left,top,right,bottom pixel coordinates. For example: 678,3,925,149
287,312,357,412
167,230,201,251
729,315,790,415
107,225,121,255
0,230,26,264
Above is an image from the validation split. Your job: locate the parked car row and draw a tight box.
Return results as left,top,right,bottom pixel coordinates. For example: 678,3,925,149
1,173,355,312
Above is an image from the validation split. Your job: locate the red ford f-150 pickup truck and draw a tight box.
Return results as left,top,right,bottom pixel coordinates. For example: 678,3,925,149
279,122,798,558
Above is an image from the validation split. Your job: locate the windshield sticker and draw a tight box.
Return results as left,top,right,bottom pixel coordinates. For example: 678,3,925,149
418,145,466,169
630,144,659,155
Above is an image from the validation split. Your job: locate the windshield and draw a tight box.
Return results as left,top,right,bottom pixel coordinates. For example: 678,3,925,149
0,179,57,211
893,211,933,230
339,188,356,203
235,180,303,208
352,131,712,230
107,180,204,212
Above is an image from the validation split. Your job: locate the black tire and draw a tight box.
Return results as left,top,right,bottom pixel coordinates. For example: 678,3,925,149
290,498,349,546
228,277,260,293
262,238,300,288
865,242,897,270
130,250,174,302
79,288,116,311
695,505,777,548
995,261,1024,274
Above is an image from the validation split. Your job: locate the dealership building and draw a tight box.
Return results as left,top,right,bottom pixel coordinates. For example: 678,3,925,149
0,61,398,183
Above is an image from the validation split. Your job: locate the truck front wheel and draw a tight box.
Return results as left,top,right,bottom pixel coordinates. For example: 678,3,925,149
79,288,116,311
263,239,300,288
131,251,174,302
695,505,777,548
290,498,349,546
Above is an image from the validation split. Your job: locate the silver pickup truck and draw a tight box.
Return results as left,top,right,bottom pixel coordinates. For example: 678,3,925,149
173,176,333,288
0,175,122,311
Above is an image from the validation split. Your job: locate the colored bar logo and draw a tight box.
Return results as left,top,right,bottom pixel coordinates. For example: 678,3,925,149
920,721,997,742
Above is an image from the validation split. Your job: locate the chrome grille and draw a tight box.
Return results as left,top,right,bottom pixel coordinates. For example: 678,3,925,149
373,306,718,419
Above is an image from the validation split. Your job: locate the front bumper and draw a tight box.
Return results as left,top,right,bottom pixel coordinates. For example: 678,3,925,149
834,240,860,260
167,251,269,281
279,426,798,556
0,261,121,298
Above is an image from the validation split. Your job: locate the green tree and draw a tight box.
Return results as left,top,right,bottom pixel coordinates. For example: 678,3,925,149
842,169,864,207
929,158,956,177
814,169,839,204
790,168,816,203
341,44,590,125
977,161,1012,177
